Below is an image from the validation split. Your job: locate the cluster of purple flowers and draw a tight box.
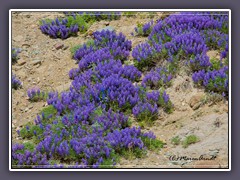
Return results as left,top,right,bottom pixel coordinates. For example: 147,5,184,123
142,67,172,88
13,26,166,168
27,87,46,102
40,18,79,39
132,42,162,69
12,73,22,90
132,12,229,96
12,144,49,168
134,12,228,69
132,102,158,122
192,66,228,95
74,30,132,62
134,20,154,37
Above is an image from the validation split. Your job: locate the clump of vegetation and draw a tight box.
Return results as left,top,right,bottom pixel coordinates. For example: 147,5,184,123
134,20,154,37
12,48,21,63
12,73,22,90
122,11,137,17
27,88,47,102
182,135,199,148
171,136,181,145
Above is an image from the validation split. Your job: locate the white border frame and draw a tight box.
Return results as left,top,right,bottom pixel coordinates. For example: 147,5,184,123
9,9,231,171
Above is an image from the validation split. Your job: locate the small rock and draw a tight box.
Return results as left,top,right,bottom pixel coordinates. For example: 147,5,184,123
22,43,31,48
189,93,204,108
192,102,202,110
24,108,29,112
17,60,26,66
31,59,42,66
105,22,110,26
27,77,32,82
96,26,115,32
54,43,64,50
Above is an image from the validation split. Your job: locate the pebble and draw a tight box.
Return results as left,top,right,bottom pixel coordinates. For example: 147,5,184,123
31,59,42,66
22,43,31,48
27,77,32,82
54,43,64,50
192,102,202,110
96,26,115,32
17,60,26,66
105,22,110,26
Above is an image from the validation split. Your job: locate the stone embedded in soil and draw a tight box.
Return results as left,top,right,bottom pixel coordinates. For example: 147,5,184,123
192,102,202,110
31,59,42,66
189,93,204,108
22,43,31,48
54,43,64,50
96,26,115,32
17,60,26,66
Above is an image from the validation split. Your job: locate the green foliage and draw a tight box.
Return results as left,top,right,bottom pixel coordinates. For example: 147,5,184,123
19,122,44,140
135,110,158,126
206,76,227,94
182,135,199,148
39,18,52,25
15,142,35,154
171,136,181,145
209,57,222,71
118,147,147,160
122,12,137,17
200,92,225,106
12,48,19,63
66,15,89,33
49,159,61,166
141,136,164,151
134,47,170,71
157,90,174,114
99,151,120,168
135,22,152,37
70,39,95,56
29,92,48,102
40,105,57,118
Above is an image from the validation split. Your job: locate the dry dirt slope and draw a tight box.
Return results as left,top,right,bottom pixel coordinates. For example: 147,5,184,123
11,12,229,168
